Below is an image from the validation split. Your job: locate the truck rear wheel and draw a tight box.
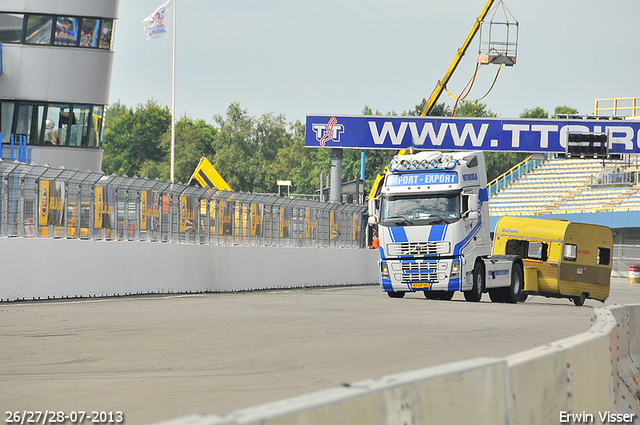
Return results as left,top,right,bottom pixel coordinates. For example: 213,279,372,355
488,289,505,303
464,262,484,302
504,262,523,304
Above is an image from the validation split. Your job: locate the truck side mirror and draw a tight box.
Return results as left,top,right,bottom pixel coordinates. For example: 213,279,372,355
368,198,378,224
469,194,479,211
465,194,479,220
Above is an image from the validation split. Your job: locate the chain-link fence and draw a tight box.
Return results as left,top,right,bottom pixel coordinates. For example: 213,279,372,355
0,160,367,248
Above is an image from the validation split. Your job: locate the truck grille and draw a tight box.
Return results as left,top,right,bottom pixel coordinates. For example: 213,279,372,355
401,263,438,283
388,241,451,256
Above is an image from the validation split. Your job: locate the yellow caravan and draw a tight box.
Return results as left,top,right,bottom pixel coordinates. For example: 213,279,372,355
492,216,612,306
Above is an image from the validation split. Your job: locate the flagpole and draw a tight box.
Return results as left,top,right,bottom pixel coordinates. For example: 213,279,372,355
170,0,176,183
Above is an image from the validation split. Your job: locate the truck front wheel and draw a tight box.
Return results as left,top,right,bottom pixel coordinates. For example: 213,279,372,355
465,262,484,302
425,291,454,301
387,291,405,299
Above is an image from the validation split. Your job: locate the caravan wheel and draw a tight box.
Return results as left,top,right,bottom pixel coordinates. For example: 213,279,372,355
573,293,587,306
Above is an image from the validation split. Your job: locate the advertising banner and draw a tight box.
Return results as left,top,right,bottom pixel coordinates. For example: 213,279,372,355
179,196,196,233
94,186,103,228
279,207,291,239
305,115,640,154
39,180,50,227
140,190,149,231
221,201,233,236
94,186,115,229
140,190,161,232
39,180,65,227
330,211,339,241
305,208,317,239
148,191,161,233
352,212,362,242
250,203,263,237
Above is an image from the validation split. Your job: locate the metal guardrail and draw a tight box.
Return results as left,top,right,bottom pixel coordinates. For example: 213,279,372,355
0,160,367,248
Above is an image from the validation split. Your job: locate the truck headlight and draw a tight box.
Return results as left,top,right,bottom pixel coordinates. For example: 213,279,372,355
380,262,390,279
451,261,461,277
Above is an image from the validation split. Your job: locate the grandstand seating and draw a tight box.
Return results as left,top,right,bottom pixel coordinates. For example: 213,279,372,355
489,156,640,216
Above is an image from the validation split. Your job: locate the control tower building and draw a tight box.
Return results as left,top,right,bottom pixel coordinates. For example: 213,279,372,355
0,0,119,171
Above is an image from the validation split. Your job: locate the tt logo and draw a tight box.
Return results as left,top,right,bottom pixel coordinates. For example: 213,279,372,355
312,117,344,146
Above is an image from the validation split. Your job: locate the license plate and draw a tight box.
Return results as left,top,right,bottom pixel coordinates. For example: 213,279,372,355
411,282,431,289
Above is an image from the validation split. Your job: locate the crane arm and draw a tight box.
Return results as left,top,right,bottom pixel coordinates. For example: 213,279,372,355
368,0,496,201
419,0,495,116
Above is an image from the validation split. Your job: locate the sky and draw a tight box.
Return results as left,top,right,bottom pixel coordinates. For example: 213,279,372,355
109,0,640,124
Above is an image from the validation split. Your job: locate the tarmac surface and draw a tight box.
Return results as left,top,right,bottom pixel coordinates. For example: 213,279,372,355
1,278,639,424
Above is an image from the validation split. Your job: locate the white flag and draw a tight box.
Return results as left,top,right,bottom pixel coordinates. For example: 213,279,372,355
142,0,172,41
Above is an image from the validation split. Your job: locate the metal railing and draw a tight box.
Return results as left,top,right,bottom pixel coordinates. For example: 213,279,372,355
594,97,640,118
613,245,640,262
590,170,639,187
0,134,32,163
0,160,367,248
487,154,546,196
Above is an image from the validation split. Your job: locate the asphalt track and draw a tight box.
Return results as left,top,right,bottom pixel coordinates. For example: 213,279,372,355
1,278,639,424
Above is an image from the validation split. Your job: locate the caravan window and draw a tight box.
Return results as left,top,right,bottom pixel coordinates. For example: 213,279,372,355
527,241,548,261
505,239,548,262
597,248,611,265
564,244,577,261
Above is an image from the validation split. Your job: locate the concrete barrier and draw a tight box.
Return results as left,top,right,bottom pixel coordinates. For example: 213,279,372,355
156,358,511,425
506,307,618,424
153,304,640,425
0,238,380,302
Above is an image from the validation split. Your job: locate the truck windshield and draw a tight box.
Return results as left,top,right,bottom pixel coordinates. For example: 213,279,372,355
380,192,460,226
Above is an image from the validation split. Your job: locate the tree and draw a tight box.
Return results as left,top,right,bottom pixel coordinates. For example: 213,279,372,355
553,106,579,118
408,99,453,117
267,120,320,195
454,100,497,117
158,117,218,183
212,103,298,193
520,107,549,119
102,100,171,177
484,152,530,182
211,103,257,192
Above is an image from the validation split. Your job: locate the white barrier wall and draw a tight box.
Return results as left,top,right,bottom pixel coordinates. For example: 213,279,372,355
0,238,380,302
154,304,640,425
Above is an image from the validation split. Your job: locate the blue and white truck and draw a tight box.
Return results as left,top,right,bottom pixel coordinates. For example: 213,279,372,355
368,150,523,302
